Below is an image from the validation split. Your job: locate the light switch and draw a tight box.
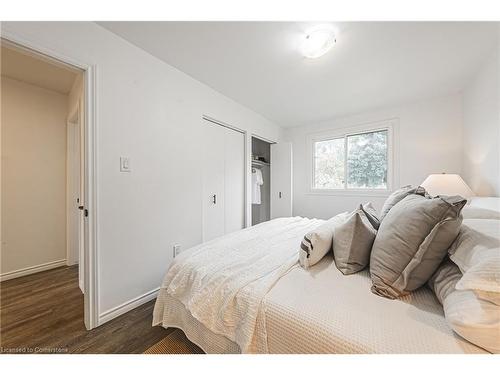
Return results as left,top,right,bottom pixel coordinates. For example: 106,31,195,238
120,157,131,172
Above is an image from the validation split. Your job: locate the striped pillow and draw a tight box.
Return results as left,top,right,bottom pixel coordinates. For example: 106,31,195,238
299,212,348,269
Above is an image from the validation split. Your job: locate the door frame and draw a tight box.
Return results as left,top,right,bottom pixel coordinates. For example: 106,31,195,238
201,115,248,234
1,32,99,330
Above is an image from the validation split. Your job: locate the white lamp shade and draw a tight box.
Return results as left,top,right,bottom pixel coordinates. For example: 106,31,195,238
421,174,475,198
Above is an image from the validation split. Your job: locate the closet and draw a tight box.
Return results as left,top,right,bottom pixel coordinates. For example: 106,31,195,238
251,137,293,224
251,137,271,225
202,118,245,241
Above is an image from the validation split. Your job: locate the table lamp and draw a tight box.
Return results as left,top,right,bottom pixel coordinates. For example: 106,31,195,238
421,173,475,198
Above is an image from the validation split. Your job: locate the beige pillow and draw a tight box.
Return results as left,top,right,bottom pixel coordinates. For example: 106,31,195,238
299,212,348,269
379,185,427,221
333,203,378,275
428,259,500,354
370,194,466,299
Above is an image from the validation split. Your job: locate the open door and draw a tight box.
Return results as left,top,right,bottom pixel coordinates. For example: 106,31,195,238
270,142,293,218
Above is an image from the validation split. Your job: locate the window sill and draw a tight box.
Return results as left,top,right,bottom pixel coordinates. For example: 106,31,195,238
307,189,391,198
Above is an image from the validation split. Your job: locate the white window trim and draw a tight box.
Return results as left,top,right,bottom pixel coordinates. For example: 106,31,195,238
307,118,399,197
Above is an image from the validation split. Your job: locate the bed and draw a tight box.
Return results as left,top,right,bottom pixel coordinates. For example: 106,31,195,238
153,216,487,354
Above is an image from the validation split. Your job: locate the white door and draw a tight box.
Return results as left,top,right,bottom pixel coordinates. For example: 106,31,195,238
202,119,245,241
270,142,293,218
202,121,226,241
67,122,80,266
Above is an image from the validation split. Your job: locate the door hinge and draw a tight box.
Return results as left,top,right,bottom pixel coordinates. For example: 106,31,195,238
84,209,89,217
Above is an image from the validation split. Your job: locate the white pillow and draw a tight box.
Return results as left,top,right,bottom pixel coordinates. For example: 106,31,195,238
449,219,500,273
463,197,500,220
449,219,500,305
462,206,500,220
444,288,500,353
469,196,500,211
456,252,500,293
429,259,500,353
299,212,348,269
473,290,500,306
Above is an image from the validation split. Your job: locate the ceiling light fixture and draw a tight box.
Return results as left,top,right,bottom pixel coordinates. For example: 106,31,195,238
300,26,336,59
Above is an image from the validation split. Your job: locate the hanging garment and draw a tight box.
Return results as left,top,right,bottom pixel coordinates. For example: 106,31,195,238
252,168,264,204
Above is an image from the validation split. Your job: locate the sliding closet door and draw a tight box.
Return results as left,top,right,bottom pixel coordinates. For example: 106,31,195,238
202,121,226,241
224,128,245,234
270,142,293,218
202,119,245,242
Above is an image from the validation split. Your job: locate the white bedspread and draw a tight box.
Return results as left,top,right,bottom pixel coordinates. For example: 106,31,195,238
159,216,324,353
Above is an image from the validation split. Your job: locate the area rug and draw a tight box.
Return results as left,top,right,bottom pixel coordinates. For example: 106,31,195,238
144,329,204,354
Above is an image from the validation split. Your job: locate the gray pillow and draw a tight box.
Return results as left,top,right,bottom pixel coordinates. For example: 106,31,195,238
370,194,466,299
379,185,427,221
333,203,378,275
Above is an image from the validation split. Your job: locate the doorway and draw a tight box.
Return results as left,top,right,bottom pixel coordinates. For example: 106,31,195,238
0,37,96,329
251,136,272,225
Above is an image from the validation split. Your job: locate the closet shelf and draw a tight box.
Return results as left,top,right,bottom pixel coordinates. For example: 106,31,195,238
252,160,270,167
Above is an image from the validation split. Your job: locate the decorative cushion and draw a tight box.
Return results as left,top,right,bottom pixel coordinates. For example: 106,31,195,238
333,203,378,275
428,259,500,353
370,194,466,299
379,185,427,221
299,212,348,269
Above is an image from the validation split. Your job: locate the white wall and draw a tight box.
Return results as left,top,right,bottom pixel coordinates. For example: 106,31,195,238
462,47,500,197
285,94,463,219
1,22,283,319
1,77,68,276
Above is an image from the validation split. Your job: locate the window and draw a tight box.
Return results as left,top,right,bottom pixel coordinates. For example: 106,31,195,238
311,122,394,193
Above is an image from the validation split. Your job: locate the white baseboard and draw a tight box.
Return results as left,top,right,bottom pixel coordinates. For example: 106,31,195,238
0,259,67,282
98,287,160,325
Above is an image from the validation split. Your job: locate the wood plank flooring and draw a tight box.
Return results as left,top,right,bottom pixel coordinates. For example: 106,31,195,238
0,265,173,353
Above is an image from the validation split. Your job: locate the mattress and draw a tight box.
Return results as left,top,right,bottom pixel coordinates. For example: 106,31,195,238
154,254,487,354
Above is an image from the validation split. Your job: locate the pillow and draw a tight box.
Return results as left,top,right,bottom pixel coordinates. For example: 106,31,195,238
462,206,500,220
428,258,462,304
428,259,500,353
471,290,500,306
455,252,500,293
448,219,500,273
370,194,466,299
333,203,378,275
379,185,427,221
299,212,348,269
448,218,500,306
469,196,500,211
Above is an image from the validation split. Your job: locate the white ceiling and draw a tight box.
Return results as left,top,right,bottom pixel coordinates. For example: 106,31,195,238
1,45,79,94
99,22,498,127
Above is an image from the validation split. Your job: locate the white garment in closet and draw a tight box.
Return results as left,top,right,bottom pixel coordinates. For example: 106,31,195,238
252,168,264,205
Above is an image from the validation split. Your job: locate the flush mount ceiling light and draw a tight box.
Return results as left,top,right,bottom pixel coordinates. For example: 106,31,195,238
300,27,336,59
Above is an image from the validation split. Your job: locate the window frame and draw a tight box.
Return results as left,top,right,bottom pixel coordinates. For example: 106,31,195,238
308,119,398,197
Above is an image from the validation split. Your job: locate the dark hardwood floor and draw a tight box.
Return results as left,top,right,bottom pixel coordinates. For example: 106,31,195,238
0,266,173,353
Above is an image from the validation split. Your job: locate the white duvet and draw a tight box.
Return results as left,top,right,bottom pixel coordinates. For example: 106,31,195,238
160,216,324,353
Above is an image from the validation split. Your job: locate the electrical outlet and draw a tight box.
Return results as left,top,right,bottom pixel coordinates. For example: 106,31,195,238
173,244,181,258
